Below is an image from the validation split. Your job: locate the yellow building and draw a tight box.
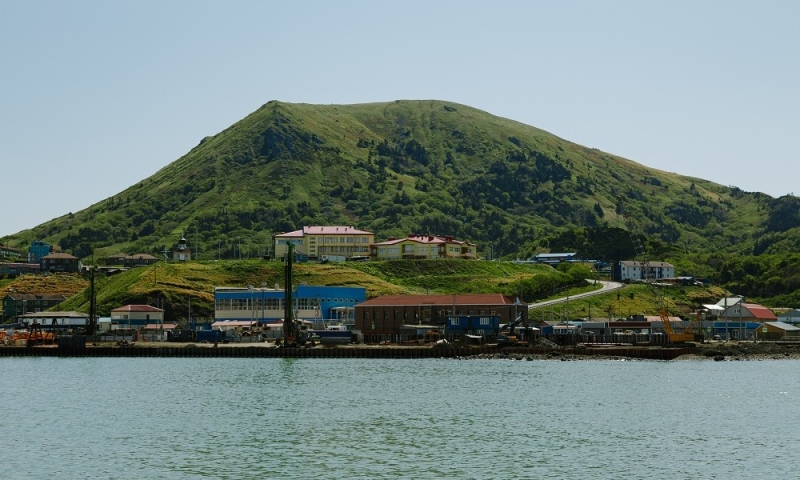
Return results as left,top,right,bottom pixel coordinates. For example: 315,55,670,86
273,226,374,261
371,234,478,260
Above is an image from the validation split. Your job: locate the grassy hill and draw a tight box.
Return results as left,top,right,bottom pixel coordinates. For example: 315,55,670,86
2,99,799,308
3,100,798,264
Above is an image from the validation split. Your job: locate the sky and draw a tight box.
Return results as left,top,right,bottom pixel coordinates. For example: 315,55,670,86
2,0,798,238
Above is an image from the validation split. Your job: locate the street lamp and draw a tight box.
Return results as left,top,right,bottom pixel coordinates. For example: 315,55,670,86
738,295,744,340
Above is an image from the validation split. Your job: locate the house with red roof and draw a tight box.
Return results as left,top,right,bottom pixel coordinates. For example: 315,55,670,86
718,302,777,323
273,226,374,261
371,234,478,260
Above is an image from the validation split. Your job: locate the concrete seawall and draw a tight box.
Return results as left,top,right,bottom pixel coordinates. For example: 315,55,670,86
0,345,692,360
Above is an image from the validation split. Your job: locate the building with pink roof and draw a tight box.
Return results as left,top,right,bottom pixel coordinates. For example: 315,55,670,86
273,226,374,261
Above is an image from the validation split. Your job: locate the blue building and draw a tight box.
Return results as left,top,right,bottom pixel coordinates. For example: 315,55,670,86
28,241,52,263
445,315,500,336
712,321,762,340
214,284,366,326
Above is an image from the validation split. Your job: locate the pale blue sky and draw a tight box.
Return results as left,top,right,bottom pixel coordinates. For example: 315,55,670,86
2,1,798,237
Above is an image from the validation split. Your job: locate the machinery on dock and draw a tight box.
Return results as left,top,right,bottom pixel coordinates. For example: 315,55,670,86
496,314,531,345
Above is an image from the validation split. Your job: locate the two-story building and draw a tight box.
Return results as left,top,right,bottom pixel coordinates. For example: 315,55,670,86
615,260,675,282
2,293,67,321
371,234,478,260
214,284,366,328
1,243,21,260
40,252,81,273
273,226,374,262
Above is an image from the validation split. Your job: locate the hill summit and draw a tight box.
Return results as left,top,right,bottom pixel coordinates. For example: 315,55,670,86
9,100,800,260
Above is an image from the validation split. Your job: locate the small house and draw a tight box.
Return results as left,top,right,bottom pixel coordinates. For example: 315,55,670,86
757,322,800,341
110,304,165,329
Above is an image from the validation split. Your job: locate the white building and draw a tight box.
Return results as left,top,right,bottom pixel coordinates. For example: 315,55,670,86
616,261,675,282
777,309,800,325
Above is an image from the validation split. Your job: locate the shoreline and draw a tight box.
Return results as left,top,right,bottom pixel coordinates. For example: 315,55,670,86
3,339,799,361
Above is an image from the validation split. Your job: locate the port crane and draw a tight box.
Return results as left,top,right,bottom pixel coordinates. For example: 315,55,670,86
282,243,312,347
618,196,695,343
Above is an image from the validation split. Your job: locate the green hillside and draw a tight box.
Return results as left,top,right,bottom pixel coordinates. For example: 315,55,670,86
5,100,798,262
1,258,736,326
2,100,799,307
44,259,578,322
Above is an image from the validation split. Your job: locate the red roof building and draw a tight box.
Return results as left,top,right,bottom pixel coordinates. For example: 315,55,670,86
719,302,777,322
371,234,478,260
355,293,526,334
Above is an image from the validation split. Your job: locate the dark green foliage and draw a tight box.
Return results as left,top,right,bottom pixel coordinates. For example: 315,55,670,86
546,226,635,262
717,254,800,305
764,196,800,232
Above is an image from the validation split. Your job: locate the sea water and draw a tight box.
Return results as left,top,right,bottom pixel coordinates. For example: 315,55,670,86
1,357,797,479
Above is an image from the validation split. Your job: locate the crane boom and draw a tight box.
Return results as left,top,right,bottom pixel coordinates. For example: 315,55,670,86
618,196,694,343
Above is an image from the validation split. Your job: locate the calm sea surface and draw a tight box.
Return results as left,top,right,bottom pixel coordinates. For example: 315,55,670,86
1,357,798,479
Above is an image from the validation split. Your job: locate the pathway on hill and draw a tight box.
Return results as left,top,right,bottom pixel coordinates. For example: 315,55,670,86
528,279,623,310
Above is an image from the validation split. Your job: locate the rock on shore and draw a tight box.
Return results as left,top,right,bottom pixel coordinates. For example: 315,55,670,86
683,341,800,361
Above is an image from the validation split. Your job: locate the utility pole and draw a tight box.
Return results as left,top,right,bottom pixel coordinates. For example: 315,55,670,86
283,243,296,347
87,267,97,337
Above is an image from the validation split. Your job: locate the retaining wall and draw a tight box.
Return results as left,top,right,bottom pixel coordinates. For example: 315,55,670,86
0,345,692,360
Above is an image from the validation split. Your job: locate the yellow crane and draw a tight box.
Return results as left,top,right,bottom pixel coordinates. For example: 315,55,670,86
618,196,695,343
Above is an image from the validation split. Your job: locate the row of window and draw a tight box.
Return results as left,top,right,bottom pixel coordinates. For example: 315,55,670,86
311,246,369,253
215,298,357,311
450,317,492,326
361,309,496,320
309,237,371,244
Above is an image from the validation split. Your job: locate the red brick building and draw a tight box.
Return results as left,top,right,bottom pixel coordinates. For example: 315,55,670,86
355,293,527,334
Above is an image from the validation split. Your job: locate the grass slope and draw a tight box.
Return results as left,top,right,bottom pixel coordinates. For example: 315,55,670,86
6,260,571,322
4,100,795,265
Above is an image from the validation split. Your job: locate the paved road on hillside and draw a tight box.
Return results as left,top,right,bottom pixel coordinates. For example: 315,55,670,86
527,279,623,310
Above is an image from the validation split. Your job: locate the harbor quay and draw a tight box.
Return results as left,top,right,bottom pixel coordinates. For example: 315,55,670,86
0,343,693,360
